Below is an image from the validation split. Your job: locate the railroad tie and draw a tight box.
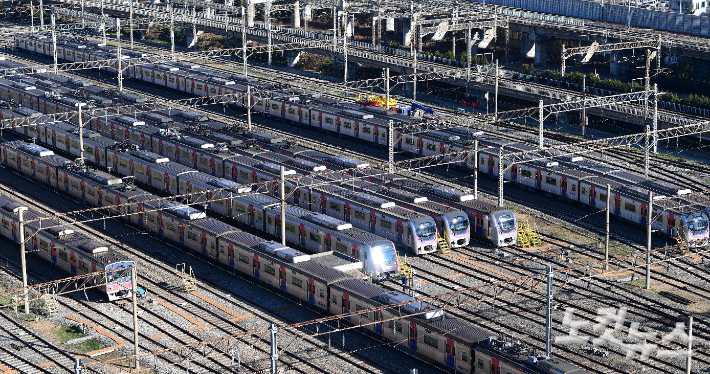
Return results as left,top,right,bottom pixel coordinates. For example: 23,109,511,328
190,292,253,322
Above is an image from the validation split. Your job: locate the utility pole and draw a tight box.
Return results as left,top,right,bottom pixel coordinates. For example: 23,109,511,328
280,166,286,246
129,0,134,49
270,324,278,374
116,19,123,93
242,6,247,76
80,0,84,29
644,125,650,177
266,0,272,65
686,316,693,374
342,10,348,82
605,184,610,271
385,68,390,110
473,140,478,199
538,100,544,148
653,84,658,153
645,190,652,290
39,0,44,28
30,0,34,29
169,7,175,60
497,147,504,207
247,86,252,132
582,75,586,138
465,27,471,96
388,120,394,173
494,59,499,120
101,0,106,45
17,206,28,314
132,266,139,370
51,11,57,74
78,103,85,162
546,265,553,357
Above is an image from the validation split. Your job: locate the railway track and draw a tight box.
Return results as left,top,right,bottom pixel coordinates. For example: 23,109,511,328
0,166,409,373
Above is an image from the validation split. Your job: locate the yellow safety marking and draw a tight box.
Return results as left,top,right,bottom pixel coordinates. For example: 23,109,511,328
155,299,211,331
449,254,540,289
64,315,126,357
271,305,298,312
190,292,253,322
0,363,18,374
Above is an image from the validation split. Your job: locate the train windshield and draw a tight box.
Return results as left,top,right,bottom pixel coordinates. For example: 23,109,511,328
106,268,131,284
373,245,398,272
450,215,469,234
415,221,436,240
494,212,516,233
687,212,709,235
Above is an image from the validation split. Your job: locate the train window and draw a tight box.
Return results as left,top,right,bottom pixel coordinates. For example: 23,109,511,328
58,250,68,262
239,171,249,179
325,118,334,124
388,320,403,333
309,232,321,244
521,170,532,178
187,232,197,241
330,202,341,211
571,184,577,192
462,350,468,362
286,224,296,234
405,138,414,145
271,104,279,110
1,219,8,229
599,193,607,202
478,359,484,369
355,304,368,318
285,187,291,195
426,143,436,151
344,122,352,129
238,253,249,264
380,220,392,230
210,241,215,250
545,177,557,186
234,204,245,214
332,295,337,305
335,242,348,254
319,289,325,298
287,108,296,114
423,334,439,349
354,211,366,220
87,189,95,196
363,127,371,134
40,240,49,251
625,202,636,212
581,187,587,195
291,276,303,288
264,265,275,276
220,245,225,254
166,223,176,232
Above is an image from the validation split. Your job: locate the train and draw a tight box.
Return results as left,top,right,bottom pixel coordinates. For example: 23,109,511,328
13,31,709,247
0,163,134,301
1,139,590,374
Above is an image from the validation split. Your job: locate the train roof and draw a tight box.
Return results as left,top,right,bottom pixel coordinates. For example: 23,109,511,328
239,193,280,207
79,169,123,186
17,143,54,157
293,254,358,282
378,291,443,319
190,217,241,237
418,314,495,346
641,179,692,196
131,151,169,164
333,278,386,300
164,202,207,220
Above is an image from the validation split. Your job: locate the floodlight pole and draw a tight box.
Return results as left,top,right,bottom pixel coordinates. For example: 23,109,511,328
280,166,286,245
132,266,139,370
605,184,610,271
18,207,29,314
116,19,123,93
645,190,652,290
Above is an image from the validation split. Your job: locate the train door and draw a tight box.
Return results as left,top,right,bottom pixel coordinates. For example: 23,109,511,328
70,252,76,275
561,177,568,198
80,180,85,201
352,244,359,260
129,159,134,176
668,213,676,236
374,126,379,143
227,197,233,217
369,212,376,233
318,112,322,128
31,159,35,179
488,155,494,174
320,194,327,214
336,117,340,133
325,233,332,251
298,107,303,123
614,194,621,216
210,157,216,176
64,173,69,193
354,122,360,138
164,172,169,192
375,308,383,335
201,232,207,256
11,221,16,242
2,147,6,164
115,196,122,215
640,203,648,225
281,102,285,118
279,265,286,291
397,132,403,150
51,130,56,147
445,338,455,368
97,188,103,207
138,205,144,226
535,170,542,189
16,152,20,172
491,358,500,374
476,213,483,236
158,139,164,155
228,244,235,267
342,293,350,318
396,221,403,243
51,242,56,265
512,164,518,182
147,165,152,185
252,171,258,190
46,165,51,185
232,165,238,182
157,213,164,236
191,79,195,94
589,185,596,207
248,205,255,226
253,254,260,279
275,215,282,239
110,123,115,139
344,203,351,223
179,222,185,245
417,137,423,156
299,224,306,246
439,142,446,160
409,322,418,352
308,278,315,304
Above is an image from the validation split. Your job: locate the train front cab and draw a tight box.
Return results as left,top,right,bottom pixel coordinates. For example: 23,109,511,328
105,261,135,301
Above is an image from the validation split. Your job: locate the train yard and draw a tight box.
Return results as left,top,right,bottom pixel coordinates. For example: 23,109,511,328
0,3,708,374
